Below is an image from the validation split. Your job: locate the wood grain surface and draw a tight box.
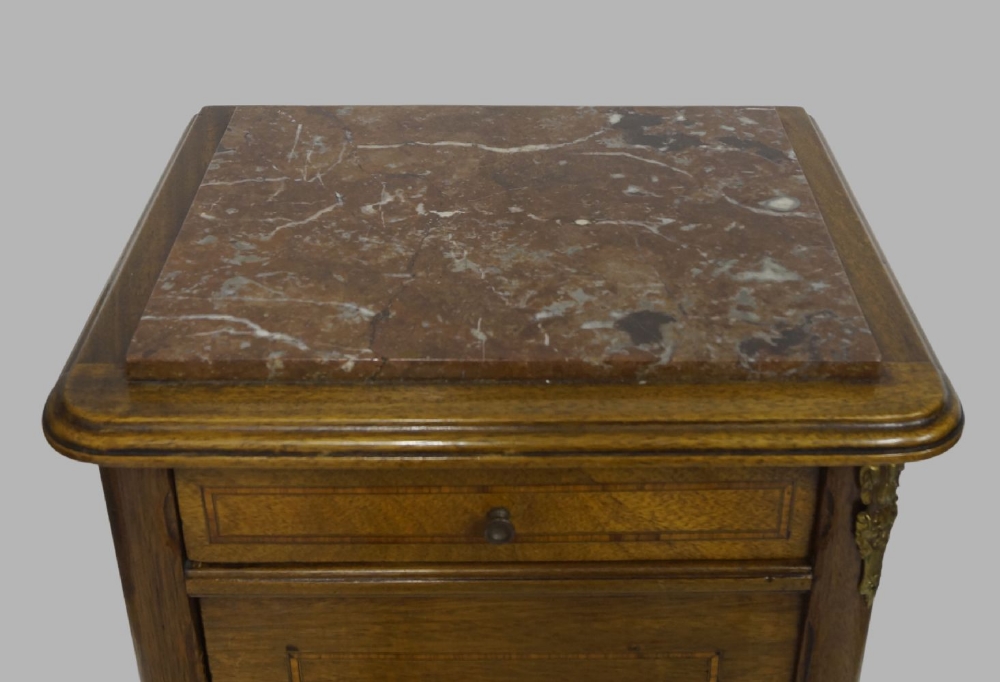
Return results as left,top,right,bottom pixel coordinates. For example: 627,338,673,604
101,468,208,682
177,467,817,563
201,588,807,682
185,561,813,597
795,467,875,682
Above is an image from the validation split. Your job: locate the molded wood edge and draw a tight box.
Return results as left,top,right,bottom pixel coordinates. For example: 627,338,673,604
42,378,963,467
185,561,813,597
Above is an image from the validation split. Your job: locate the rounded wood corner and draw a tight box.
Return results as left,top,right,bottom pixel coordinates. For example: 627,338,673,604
41,379,106,466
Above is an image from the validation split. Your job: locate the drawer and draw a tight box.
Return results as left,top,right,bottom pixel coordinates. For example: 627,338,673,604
176,467,818,563
198,574,808,682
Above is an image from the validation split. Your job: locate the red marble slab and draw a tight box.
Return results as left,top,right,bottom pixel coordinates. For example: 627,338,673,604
126,106,880,382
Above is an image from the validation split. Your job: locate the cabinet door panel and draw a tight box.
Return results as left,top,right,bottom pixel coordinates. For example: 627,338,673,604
202,588,805,682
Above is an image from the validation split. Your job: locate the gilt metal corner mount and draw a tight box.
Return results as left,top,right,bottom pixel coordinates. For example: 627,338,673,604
855,464,903,607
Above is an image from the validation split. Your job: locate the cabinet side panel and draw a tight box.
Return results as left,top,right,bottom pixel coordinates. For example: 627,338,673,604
101,467,208,682
796,468,871,682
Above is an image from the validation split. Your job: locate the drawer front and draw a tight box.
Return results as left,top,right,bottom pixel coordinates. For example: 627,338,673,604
200,582,806,682
177,467,818,563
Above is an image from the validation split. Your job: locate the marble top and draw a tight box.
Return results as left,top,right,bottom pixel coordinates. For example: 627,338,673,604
126,106,880,382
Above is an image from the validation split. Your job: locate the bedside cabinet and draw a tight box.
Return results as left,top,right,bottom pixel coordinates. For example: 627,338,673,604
44,105,962,682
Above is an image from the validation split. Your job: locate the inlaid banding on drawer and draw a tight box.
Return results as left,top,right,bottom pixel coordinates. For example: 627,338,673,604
202,481,794,544
288,649,720,682
176,468,818,563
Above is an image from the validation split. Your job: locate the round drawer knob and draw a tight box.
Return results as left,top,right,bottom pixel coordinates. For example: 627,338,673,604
484,507,515,545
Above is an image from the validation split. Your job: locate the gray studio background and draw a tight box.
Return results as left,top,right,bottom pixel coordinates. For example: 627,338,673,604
1,2,994,680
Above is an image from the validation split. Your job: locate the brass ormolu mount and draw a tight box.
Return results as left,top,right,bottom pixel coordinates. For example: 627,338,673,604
855,465,903,607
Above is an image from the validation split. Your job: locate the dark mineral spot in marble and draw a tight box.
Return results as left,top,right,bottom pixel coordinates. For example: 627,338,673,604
739,325,811,359
612,111,703,152
612,111,665,129
636,130,704,152
615,311,677,345
719,136,788,163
